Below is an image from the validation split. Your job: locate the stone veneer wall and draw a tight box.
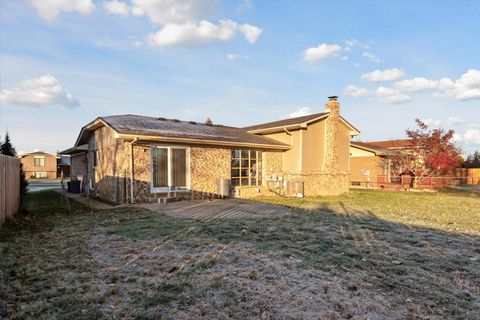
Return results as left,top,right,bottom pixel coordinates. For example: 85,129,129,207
284,171,349,196
130,145,232,203
90,126,130,204
189,146,230,194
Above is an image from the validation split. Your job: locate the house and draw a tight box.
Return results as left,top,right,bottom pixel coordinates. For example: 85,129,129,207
61,97,360,204
19,151,58,179
349,141,395,186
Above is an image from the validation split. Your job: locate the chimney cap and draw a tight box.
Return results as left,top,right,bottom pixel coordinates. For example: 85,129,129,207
328,96,338,101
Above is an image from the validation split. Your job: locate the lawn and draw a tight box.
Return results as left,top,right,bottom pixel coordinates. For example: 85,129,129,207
0,190,479,319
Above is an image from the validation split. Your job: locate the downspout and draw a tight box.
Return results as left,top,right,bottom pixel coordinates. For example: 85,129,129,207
129,137,138,204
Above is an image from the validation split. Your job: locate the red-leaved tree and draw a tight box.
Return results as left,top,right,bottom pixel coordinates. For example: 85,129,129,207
395,119,462,181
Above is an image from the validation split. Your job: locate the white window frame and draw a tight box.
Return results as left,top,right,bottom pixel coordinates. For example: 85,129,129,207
150,145,190,193
34,172,47,178
34,156,45,167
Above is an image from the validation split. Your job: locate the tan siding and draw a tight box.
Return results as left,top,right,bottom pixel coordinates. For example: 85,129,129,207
262,130,301,172
337,121,351,173
350,146,376,157
302,120,325,171
350,156,384,183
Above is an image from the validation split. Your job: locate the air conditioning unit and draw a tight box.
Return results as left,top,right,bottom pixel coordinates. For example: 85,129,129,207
285,180,304,198
216,178,231,198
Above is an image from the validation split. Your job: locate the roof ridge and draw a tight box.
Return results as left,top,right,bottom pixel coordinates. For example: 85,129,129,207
101,114,239,129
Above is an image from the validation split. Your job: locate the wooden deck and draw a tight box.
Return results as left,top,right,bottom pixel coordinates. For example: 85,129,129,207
138,199,293,220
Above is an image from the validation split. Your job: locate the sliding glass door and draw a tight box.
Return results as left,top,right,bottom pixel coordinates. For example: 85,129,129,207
151,146,189,191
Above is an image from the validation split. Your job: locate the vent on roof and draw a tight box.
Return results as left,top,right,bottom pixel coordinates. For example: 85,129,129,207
188,121,197,125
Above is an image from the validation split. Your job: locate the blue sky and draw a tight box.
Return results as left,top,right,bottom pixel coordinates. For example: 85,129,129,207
1,0,479,154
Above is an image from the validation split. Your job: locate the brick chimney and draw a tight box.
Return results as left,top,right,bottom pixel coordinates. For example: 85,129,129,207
323,96,340,173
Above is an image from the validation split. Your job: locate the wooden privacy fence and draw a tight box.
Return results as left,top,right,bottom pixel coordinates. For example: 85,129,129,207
1,154,21,225
454,168,480,185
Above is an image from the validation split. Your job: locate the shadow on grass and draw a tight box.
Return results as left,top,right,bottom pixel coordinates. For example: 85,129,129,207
1,190,479,319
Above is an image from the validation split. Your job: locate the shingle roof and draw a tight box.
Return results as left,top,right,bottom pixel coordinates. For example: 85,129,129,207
351,141,396,156
366,139,413,149
99,114,290,149
20,151,56,157
243,112,328,131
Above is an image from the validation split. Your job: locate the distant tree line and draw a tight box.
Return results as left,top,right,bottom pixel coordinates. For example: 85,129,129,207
0,132,28,204
462,151,480,168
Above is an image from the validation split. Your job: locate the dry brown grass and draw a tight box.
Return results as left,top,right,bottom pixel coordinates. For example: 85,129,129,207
0,190,479,319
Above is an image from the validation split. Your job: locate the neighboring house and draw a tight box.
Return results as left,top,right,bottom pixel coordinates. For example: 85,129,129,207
349,141,395,185
19,151,58,179
366,139,423,175
61,97,360,204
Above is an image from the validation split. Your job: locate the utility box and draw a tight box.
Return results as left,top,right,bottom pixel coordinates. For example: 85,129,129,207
216,179,231,198
285,180,304,198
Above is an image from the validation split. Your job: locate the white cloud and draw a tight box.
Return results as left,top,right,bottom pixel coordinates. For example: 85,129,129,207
439,69,480,101
394,69,480,101
454,128,480,149
303,43,342,62
0,75,78,108
375,86,411,104
394,77,439,92
28,0,95,22
286,107,312,118
341,56,349,61
131,0,219,24
344,85,370,97
345,38,370,49
238,24,263,44
362,51,381,63
345,39,356,47
103,0,130,15
227,53,249,60
362,68,405,83
101,0,262,47
422,117,464,128
148,19,260,47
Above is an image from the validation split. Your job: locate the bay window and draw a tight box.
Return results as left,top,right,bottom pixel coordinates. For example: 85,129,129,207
231,149,262,187
151,146,189,192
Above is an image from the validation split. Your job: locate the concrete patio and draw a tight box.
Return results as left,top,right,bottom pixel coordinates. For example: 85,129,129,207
137,198,293,220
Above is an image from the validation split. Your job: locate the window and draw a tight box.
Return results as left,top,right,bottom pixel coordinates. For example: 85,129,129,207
231,149,262,187
34,156,45,167
34,172,47,178
92,150,98,167
151,146,189,191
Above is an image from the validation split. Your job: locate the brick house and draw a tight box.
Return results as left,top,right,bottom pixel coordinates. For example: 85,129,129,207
62,97,360,204
19,151,58,179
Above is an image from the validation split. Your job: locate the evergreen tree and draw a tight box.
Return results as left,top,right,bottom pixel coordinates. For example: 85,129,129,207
0,132,17,156
0,132,28,206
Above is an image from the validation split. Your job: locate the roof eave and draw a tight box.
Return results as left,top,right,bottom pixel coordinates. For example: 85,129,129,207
246,114,329,134
74,118,112,147
118,133,291,150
